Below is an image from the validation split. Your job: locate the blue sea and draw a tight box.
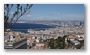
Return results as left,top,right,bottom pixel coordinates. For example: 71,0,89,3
8,23,55,33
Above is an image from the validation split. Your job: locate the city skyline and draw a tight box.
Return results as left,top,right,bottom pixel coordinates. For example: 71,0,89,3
4,4,84,49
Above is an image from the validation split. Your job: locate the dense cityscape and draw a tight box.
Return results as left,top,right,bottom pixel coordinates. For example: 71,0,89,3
4,4,84,49
4,21,84,49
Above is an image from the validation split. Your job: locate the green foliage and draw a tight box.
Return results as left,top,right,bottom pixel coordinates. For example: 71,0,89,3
48,38,54,49
76,40,84,49
48,36,66,49
4,16,9,22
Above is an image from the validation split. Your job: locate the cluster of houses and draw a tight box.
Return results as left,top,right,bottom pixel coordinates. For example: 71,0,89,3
4,27,84,49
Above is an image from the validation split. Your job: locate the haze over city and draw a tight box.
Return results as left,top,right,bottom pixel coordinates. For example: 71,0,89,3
10,4,84,21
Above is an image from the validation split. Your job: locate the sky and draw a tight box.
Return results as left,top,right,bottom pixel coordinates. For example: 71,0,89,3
10,4,84,21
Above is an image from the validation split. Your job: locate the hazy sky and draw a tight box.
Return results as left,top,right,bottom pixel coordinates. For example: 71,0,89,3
10,4,84,21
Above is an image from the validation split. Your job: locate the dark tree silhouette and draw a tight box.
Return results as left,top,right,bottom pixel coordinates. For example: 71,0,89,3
4,4,33,31
47,36,66,49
